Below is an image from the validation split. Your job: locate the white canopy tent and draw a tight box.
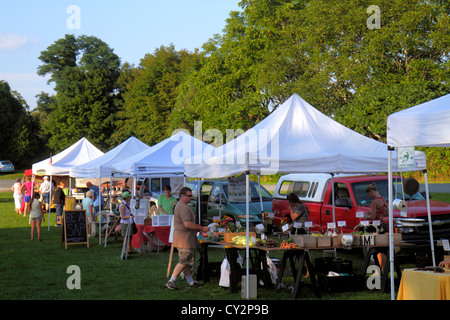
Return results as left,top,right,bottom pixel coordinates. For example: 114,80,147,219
387,93,450,299
112,130,214,177
31,137,104,231
70,136,150,178
185,93,427,299
185,93,426,178
32,137,104,176
69,136,150,245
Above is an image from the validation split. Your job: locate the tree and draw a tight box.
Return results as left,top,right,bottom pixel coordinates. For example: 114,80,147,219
37,34,121,152
114,45,202,145
0,81,41,167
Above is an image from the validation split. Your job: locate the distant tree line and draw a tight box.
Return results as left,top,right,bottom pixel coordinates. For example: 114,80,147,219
1,0,449,179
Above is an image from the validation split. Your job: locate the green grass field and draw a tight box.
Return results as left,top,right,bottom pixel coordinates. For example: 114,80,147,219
1,191,448,302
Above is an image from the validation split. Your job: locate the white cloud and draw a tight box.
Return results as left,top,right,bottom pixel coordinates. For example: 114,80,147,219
0,32,38,51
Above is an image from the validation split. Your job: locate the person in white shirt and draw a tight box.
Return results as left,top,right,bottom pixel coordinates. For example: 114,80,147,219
39,176,52,211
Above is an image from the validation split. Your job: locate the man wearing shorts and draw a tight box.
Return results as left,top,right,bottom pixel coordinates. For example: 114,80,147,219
166,187,209,290
39,176,52,211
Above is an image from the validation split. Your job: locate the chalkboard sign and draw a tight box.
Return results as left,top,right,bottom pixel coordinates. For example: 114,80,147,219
62,210,89,249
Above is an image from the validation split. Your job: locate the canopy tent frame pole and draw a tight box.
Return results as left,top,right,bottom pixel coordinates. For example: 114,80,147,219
48,175,52,231
245,152,250,300
245,171,250,300
388,147,395,300
423,169,436,266
98,170,102,245
104,175,114,248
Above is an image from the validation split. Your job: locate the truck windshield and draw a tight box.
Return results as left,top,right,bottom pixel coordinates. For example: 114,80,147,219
351,179,425,206
222,182,273,203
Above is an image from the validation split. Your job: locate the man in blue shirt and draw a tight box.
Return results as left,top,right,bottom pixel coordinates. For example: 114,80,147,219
86,181,105,218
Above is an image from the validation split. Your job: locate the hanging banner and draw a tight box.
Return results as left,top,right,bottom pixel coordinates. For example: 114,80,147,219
227,175,246,203
397,146,415,168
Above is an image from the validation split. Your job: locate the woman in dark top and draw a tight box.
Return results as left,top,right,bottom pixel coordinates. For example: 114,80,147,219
287,193,309,234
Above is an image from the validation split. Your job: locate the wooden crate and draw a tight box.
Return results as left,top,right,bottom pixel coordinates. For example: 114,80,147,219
351,234,362,246
374,234,388,246
293,235,317,248
317,236,332,248
332,236,342,248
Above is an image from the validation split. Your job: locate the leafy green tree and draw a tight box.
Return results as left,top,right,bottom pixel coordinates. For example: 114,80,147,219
37,34,121,152
0,81,41,167
114,45,201,145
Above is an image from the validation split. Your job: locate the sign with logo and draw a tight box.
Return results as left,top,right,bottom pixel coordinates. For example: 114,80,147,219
398,146,415,168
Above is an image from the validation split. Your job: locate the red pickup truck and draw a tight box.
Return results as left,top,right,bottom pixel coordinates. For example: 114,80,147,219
272,174,450,246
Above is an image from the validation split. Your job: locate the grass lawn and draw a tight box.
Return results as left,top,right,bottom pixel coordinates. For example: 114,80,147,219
1,191,448,304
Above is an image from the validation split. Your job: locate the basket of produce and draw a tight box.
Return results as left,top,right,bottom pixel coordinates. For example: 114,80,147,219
223,232,256,243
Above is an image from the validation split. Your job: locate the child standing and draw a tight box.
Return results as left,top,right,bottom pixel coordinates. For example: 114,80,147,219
30,192,45,241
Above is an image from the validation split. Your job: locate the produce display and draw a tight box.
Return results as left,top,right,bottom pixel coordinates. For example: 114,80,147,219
230,235,256,247
280,238,299,249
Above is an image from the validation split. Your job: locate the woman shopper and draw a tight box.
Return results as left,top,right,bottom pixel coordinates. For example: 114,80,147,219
119,191,134,256
29,192,45,241
11,178,23,215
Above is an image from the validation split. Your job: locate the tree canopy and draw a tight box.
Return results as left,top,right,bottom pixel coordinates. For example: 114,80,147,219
2,1,449,177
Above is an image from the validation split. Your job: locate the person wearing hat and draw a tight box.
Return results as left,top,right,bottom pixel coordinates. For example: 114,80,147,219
39,176,52,212
119,191,134,255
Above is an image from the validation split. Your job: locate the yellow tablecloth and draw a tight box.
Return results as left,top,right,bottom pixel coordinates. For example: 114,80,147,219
397,269,450,300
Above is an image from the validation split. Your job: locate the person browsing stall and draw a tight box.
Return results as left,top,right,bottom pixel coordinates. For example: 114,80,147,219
82,190,95,237
39,176,52,212
86,181,105,216
11,178,23,215
166,187,209,290
119,191,134,255
157,185,177,215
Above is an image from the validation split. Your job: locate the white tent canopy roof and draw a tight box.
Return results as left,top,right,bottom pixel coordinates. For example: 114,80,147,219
69,136,150,178
112,131,213,176
185,93,426,178
32,137,104,176
387,93,450,148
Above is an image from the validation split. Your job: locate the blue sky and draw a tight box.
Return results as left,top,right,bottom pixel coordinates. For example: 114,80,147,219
0,0,241,109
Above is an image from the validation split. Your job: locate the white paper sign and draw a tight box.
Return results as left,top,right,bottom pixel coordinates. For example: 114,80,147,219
327,222,336,229
282,224,289,232
338,221,346,227
304,221,313,228
442,239,450,251
227,176,246,202
293,222,302,228
398,146,415,168
373,220,381,226
360,220,370,226
356,211,365,218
